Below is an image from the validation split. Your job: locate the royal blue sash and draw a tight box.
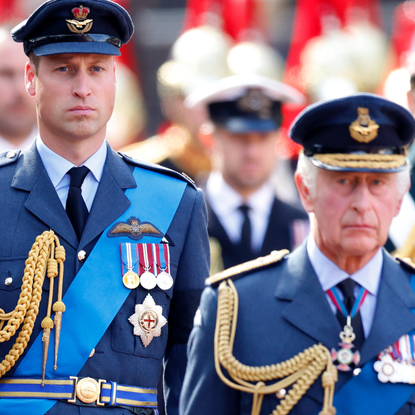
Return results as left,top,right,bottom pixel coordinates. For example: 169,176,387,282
0,167,187,415
331,273,415,415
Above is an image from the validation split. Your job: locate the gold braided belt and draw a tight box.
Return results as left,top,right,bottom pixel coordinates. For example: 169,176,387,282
0,230,65,385
214,279,337,415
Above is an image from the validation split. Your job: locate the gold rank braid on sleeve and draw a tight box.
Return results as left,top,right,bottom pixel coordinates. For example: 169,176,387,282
214,279,337,415
0,230,66,382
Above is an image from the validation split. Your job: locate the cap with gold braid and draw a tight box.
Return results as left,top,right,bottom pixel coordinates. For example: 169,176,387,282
289,93,415,172
11,0,134,57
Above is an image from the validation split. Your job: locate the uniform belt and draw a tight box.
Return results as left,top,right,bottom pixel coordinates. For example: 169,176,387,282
0,377,157,408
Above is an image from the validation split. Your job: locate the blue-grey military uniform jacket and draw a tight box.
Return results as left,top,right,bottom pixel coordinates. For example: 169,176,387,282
180,242,415,415
0,143,210,415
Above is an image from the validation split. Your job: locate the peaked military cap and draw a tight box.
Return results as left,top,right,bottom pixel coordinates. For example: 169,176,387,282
185,74,304,134
289,93,415,172
11,0,134,57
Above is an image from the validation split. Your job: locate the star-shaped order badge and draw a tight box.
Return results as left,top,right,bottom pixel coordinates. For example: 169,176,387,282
129,294,167,347
374,354,415,384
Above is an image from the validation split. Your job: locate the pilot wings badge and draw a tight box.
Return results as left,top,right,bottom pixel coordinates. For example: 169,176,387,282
107,217,163,241
66,5,93,34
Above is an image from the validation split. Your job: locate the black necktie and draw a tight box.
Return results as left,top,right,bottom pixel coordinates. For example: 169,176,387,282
66,166,89,240
336,278,365,351
238,204,253,258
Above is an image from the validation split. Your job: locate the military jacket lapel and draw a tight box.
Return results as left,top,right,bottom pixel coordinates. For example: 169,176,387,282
11,144,78,248
275,244,341,349
80,147,136,247
360,251,415,365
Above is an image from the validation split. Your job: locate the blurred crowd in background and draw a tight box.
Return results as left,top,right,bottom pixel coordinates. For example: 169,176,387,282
0,1,412,148
3,0,415,267
1,0,414,169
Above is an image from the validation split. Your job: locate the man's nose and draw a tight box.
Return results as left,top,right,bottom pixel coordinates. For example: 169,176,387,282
351,182,372,212
72,70,91,99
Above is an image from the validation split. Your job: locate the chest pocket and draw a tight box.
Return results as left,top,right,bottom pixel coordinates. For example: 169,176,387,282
0,256,54,361
0,257,28,313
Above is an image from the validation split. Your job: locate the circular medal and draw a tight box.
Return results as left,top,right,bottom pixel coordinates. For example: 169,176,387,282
381,361,395,377
157,271,174,290
140,271,157,290
336,348,354,365
122,270,140,289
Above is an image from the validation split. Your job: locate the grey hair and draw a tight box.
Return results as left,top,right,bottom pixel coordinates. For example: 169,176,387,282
296,152,411,199
296,152,318,198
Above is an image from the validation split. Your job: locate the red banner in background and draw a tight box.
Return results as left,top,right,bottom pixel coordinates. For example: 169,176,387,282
0,0,20,22
285,0,382,93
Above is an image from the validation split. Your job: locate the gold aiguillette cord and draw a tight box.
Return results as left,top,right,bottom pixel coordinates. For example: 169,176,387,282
214,279,337,415
0,230,65,384
41,240,66,385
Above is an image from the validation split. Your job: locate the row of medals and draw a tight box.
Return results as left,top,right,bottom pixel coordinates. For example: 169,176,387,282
122,268,173,291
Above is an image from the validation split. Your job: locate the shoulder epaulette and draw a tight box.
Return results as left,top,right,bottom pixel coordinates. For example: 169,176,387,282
118,151,197,189
395,255,415,273
0,150,20,167
206,249,289,287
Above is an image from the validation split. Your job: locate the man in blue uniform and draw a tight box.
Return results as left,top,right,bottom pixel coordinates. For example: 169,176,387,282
0,1,209,414
180,94,415,415
185,75,309,272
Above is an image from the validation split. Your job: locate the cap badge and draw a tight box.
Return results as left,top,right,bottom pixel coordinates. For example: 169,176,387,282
129,294,167,347
349,107,379,143
66,5,93,34
107,216,163,241
237,88,272,119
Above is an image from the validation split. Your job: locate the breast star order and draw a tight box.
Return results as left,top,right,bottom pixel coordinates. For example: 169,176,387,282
128,294,167,347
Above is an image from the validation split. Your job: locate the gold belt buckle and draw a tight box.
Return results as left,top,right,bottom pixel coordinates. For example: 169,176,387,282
68,376,106,406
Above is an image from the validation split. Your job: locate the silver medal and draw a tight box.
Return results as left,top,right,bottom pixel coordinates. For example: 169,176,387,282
156,271,173,290
140,271,157,290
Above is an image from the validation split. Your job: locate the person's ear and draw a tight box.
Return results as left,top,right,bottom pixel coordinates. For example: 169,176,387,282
295,172,315,213
198,123,216,152
25,61,36,97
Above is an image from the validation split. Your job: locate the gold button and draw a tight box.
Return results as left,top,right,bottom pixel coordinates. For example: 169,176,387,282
89,348,95,358
6,150,16,159
4,277,12,286
76,377,100,403
78,250,87,262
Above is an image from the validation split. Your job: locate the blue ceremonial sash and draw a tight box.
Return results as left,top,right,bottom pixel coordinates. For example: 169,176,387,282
0,167,187,415
331,273,415,415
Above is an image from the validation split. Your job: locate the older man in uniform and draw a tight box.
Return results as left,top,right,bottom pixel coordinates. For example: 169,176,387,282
186,75,309,272
179,93,415,415
0,1,209,414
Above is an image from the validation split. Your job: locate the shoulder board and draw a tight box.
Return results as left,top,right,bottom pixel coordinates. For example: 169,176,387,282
395,255,415,273
206,249,289,287
0,150,20,167
118,151,196,189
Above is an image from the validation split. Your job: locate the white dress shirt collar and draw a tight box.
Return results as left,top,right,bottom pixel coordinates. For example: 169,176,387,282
307,235,382,296
206,171,274,217
206,171,274,250
206,171,243,218
36,136,107,188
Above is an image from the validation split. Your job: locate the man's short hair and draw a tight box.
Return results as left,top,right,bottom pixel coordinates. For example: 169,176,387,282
29,52,40,74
